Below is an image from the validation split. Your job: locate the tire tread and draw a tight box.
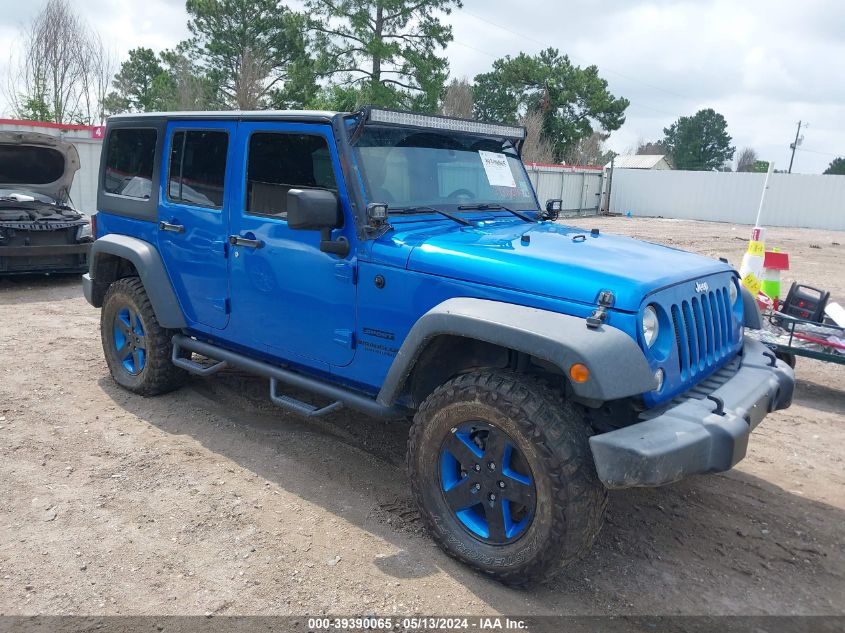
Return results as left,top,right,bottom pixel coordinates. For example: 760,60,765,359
101,276,185,396
409,369,607,586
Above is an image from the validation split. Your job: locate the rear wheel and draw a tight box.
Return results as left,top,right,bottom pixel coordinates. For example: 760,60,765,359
408,370,607,586
101,277,185,396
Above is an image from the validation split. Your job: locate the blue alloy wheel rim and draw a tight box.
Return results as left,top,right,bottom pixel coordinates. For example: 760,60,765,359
439,422,536,544
113,306,146,375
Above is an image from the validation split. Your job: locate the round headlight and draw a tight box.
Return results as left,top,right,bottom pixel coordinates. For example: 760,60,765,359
729,279,739,305
642,305,659,347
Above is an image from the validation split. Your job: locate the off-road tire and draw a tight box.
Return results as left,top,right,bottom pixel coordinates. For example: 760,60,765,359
101,276,186,396
408,370,607,586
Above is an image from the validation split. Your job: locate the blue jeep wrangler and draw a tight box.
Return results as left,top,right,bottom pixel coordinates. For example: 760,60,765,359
83,107,794,585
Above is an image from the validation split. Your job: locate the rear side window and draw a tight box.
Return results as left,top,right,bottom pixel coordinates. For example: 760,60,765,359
168,130,229,208
103,128,157,198
246,133,337,218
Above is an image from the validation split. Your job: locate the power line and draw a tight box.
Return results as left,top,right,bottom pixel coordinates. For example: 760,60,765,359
452,37,678,118
796,147,839,157
451,39,499,59
460,8,691,102
625,102,677,117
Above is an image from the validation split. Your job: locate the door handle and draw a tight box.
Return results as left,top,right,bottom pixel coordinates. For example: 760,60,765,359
228,234,264,249
159,220,185,233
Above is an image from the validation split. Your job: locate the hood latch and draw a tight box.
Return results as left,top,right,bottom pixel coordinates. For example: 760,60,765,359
587,290,615,329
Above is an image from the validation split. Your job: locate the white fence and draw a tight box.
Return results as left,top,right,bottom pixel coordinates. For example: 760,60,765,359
525,164,604,216
609,169,845,231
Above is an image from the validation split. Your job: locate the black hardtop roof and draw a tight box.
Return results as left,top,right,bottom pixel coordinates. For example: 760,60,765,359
106,107,526,142
107,109,341,126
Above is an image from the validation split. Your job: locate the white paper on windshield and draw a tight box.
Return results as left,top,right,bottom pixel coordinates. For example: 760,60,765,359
478,151,516,188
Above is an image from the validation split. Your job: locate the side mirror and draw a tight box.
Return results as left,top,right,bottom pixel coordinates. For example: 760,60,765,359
287,188,342,231
286,188,349,257
544,199,562,221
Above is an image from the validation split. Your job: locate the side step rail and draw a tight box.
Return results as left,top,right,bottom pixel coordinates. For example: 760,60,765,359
171,334,406,420
171,343,229,376
270,378,344,418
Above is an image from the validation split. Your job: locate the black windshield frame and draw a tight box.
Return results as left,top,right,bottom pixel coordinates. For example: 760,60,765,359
349,123,540,216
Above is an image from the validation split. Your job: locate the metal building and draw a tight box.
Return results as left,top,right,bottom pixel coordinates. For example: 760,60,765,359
605,154,673,170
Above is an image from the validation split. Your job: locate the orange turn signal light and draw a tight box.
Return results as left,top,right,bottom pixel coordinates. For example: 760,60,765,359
569,363,590,383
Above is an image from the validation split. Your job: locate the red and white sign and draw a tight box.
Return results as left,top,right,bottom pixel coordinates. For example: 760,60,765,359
91,126,105,139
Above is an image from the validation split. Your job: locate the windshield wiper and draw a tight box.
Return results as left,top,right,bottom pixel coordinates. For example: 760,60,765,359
457,203,537,223
389,206,473,227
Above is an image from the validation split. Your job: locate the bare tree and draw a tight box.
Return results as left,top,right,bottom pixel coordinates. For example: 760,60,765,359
736,147,758,172
229,47,270,110
635,139,667,155
159,48,217,111
563,131,613,166
520,110,555,164
4,0,113,124
79,31,116,124
441,78,473,119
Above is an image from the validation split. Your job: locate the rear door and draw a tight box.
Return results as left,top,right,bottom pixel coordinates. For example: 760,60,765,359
157,121,235,330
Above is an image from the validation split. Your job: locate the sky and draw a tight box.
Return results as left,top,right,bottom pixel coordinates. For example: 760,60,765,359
1,0,842,174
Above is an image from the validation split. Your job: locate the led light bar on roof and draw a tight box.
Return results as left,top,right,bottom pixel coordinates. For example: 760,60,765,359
367,108,525,140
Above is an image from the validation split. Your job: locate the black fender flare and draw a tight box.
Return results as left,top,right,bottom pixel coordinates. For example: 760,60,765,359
741,286,763,330
376,298,656,406
84,234,186,329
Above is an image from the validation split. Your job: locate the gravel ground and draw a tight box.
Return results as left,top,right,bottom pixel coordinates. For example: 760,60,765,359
0,217,843,616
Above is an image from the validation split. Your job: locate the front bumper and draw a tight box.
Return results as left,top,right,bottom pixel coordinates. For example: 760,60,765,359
82,272,96,305
589,338,794,489
0,242,91,274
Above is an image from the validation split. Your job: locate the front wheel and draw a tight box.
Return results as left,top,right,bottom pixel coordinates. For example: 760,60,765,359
408,370,607,586
100,276,186,396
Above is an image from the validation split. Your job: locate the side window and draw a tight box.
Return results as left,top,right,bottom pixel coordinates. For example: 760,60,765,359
246,133,337,219
103,128,157,198
168,130,229,208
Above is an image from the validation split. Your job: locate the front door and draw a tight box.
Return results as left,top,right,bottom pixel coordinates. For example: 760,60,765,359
227,122,357,367
157,121,235,330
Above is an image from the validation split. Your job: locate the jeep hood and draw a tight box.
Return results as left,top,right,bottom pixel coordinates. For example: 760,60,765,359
383,220,730,312
0,131,80,203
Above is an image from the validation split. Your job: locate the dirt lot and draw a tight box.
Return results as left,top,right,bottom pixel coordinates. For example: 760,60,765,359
0,217,843,616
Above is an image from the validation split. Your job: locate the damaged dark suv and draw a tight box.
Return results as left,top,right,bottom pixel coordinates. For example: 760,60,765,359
0,131,92,275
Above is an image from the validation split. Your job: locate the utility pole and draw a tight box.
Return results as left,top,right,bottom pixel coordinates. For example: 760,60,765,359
788,120,804,174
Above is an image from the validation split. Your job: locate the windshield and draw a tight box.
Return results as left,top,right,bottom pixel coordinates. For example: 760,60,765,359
351,125,537,212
